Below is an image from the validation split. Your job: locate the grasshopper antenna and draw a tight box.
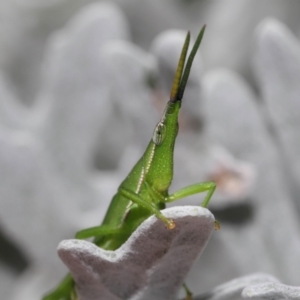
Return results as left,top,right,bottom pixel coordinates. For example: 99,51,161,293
170,31,190,102
176,25,206,102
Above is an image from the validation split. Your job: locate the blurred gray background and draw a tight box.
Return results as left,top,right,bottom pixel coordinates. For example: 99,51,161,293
1,0,300,299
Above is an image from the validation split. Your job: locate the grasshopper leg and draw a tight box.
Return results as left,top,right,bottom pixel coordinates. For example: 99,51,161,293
119,187,175,229
166,181,216,300
75,225,123,239
182,282,193,300
42,274,74,300
166,181,216,208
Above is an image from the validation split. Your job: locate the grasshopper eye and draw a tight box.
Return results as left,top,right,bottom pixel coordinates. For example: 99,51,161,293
152,122,166,145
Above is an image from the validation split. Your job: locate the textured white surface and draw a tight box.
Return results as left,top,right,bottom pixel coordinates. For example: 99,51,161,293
58,206,215,300
194,273,279,300
243,281,300,300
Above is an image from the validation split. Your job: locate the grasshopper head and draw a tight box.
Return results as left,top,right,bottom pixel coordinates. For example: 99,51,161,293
145,26,206,192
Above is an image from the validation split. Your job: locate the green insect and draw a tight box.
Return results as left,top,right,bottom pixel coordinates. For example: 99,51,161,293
43,25,216,300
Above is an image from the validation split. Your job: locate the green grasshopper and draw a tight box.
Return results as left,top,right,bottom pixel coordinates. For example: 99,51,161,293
43,25,216,300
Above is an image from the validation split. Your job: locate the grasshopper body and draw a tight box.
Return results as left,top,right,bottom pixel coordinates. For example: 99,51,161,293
43,25,216,300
